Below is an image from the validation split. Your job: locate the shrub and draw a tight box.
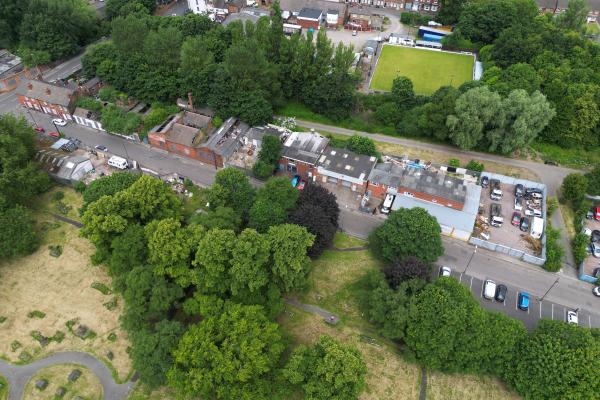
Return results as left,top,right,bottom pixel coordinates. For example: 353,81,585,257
546,197,558,218
10,341,22,352
448,158,461,168
561,173,588,207
18,351,32,363
0,316,6,323
98,86,117,102
572,233,590,266
74,181,86,193
544,225,564,272
252,160,274,180
103,297,118,311
91,282,112,295
108,332,117,342
75,96,103,112
465,160,484,172
52,191,65,202
55,201,72,215
27,310,46,319
51,331,65,343
212,116,223,128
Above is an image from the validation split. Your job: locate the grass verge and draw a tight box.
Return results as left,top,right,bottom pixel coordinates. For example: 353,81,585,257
127,383,177,400
529,142,600,170
0,375,7,400
332,232,367,249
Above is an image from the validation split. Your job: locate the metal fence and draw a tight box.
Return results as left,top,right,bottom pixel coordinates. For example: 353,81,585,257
469,236,546,266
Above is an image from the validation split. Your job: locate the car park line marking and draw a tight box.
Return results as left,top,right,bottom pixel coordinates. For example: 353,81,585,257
589,315,592,328
551,303,554,320
539,301,542,318
515,295,518,310
459,272,463,282
469,276,473,290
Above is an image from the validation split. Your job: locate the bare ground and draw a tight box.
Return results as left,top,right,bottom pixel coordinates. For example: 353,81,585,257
22,364,102,400
0,188,132,381
426,370,520,400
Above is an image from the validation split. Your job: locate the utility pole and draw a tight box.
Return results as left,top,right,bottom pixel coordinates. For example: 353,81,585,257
22,106,39,128
464,245,477,274
52,120,62,136
122,142,130,160
540,277,559,301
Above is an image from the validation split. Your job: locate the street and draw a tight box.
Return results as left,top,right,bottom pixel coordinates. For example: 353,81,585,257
2,77,598,330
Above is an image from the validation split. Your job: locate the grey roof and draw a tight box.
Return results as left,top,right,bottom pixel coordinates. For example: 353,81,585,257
204,117,249,159
17,80,74,107
246,126,284,142
391,183,481,233
73,107,100,120
81,77,101,90
282,131,329,165
299,7,323,20
364,39,378,49
536,0,600,11
317,146,377,180
35,149,90,181
223,12,260,25
181,111,211,129
327,9,339,15
0,49,22,79
169,123,202,147
369,162,468,204
280,0,347,13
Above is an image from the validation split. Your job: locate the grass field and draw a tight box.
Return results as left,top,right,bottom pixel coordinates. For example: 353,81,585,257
23,364,102,400
279,235,521,399
0,188,132,382
370,45,474,94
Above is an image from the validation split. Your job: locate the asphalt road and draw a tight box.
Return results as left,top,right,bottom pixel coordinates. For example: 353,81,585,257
0,351,135,400
42,53,85,83
3,95,599,330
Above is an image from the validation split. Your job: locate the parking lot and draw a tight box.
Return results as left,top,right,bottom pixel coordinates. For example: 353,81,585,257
445,269,600,330
477,181,541,255
582,217,600,277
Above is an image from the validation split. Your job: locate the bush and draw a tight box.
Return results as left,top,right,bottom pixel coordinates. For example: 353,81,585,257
546,197,558,218
465,160,485,172
52,191,65,202
103,297,118,311
18,351,32,363
10,340,22,352
27,310,46,319
212,116,223,128
142,104,179,135
347,135,377,156
400,12,432,26
51,331,65,343
562,173,588,207
572,233,590,266
91,282,112,295
544,225,564,272
98,86,118,102
108,332,117,342
586,165,600,196
252,160,275,180
448,158,460,168
74,181,86,193
75,96,103,112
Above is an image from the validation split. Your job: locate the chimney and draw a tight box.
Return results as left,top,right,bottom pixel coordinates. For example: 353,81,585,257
187,92,193,110
45,88,51,95
27,83,33,90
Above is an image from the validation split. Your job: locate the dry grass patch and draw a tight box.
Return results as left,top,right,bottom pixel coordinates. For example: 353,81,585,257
127,384,177,400
279,307,421,400
23,364,102,400
426,370,520,400
375,141,539,181
0,223,132,381
332,232,367,249
559,203,576,239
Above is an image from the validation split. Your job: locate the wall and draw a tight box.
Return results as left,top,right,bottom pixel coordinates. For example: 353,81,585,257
366,181,464,210
279,157,316,178
148,133,223,168
297,18,320,30
18,95,73,120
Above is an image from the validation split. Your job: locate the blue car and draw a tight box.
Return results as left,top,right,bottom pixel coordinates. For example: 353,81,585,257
291,175,301,187
518,292,529,311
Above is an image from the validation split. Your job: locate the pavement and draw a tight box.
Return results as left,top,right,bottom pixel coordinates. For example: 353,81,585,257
285,298,339,325
0,351,135,400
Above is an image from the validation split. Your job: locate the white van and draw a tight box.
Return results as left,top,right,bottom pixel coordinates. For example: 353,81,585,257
483,280,496,300
380,193,395,214
108,155,128,170
530,217,544,239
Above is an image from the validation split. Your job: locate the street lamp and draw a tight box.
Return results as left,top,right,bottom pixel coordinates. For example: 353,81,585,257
52,120,62,136
464,245,477,274
540,277,559,301
22,106,39,128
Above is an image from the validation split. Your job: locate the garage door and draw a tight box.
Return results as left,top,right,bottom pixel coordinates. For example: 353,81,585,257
342,179,352,188
327,176,338,184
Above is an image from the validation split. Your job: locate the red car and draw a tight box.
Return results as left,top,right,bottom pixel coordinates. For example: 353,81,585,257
34,127,45,133
297,179,306,190
48,131,60,138
511,211,521,226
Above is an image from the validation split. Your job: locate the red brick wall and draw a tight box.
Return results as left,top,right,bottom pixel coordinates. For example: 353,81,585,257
279,157,316,178
18,95,73,119
366,181,388,198
297,19,320,30
148,133,223,168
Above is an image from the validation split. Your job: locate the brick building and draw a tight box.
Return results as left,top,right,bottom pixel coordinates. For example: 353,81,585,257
348,9,372,30
316,146,377,193
279,130,329,178
16,80,76,120
367,162,467,210
148,111,213,161
280,0,348,28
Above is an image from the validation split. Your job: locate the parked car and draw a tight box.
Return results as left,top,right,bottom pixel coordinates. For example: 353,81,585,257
352,30,357,36
511,211,521,226
495,284,507,302
514,197,523,211
380,193,395,214
94,145,108,152
51,118,67,126
515,184,524,197
297,179,306,190
439,266,451,277
524,208,542,218
544,160,558,166
587,209,595,219
483,280,497,300
593,268,600,278
48,131,60,138
480,176,489,188
590,242,600,258
592,230,600,243
593,286,600,297
291,175,301,187
519,216,530,232
34,127,45,133
518,292,529,311
566,310,578,325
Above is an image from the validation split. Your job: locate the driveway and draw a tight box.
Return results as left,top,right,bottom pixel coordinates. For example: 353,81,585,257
0,352,135,400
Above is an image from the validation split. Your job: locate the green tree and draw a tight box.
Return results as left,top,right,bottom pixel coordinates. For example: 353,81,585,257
572,232,590,265
437,0,468,24
347,135,377,156
543,225,564,272
121,266,184,332
81,172,140,214
585,165,600,196
0,206,39,259
506,320,600,399
248,199,286,233
554,0,588,33
229,229,271,297
253,135,282,179
267,224,315,292
384,257,431,288
179,36,217,106
391,76,415,110
561,173,588,206
168,303,285,399
146,219,205,288
129,319,184,388
193,228,237,295
288,203,337,258
189,206,242,232
210,168,255,217
256,177,299,211
370,208,443,264
284,335,367,400
108,223,147,281
465,160,485,172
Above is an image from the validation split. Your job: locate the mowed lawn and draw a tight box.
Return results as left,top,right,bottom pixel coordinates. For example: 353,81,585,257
370,45,474,94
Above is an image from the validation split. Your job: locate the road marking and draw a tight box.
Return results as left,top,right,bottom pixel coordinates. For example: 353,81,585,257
539,301,542,318
589,315,592,328
459,272,463,282
551,303,554,320
469,276,473,290
515,294,518,310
